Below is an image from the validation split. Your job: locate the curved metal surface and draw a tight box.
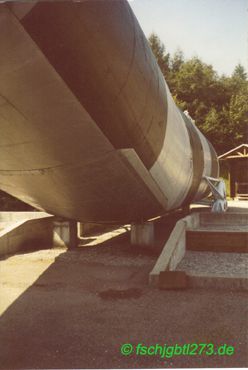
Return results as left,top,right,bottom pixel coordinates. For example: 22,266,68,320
0,1,219,222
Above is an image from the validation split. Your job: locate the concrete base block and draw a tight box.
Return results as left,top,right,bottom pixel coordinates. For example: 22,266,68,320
159,271,188,290
53,220,78,249
0,212,79,256
130,222,154,246
0,212,54,256
149,219,187,286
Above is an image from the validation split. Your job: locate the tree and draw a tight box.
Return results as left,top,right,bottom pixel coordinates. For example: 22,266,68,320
201,107,227,153
170,48,184,73
201,81,248,153
171,57,218,124
228,84,248,146
148,33,170,78
148,34,248,154
168,49,185,93
232,64,247,81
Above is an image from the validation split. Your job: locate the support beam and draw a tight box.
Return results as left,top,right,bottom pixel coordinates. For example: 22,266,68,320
53,219,78,249
69,220,78,249
130,222,154,247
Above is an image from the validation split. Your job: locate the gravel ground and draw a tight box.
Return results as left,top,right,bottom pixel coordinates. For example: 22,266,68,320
0,232,247,369
177,251,248,276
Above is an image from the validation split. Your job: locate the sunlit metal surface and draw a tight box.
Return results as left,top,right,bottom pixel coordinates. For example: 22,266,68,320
0,1,219,222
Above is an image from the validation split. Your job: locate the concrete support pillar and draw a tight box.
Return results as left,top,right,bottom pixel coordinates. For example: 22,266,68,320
130,222,154,246
53,219,78,249
78,222,84,238
68,220,78,249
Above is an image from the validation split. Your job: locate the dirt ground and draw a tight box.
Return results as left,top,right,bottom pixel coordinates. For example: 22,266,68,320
0,222,247,369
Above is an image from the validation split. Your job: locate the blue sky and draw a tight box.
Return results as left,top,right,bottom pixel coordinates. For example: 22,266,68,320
128,0,248,76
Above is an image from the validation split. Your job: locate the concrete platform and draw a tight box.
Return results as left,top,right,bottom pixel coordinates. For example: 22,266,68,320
0,212,81,256
190,199,248,212
0,212,54,256
176,251,248,290
227,200,248,213
187,230,248,253
187,212,248,253
149,202,248,289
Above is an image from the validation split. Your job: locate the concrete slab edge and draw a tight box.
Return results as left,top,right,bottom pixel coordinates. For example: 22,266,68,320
188,273,248,291
149,213,199,287
0,215,55,256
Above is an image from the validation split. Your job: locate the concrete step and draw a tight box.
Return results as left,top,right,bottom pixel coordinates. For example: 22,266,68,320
175,251,248,290
237,195,248,200
149,210,248,289
199,212,248,227
186,230,248,253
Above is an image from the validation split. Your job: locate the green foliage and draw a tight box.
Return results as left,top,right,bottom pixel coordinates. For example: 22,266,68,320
148,33,248,155
148,33,170,78
170,48,184,73
232,63,247,81
228,84,248,145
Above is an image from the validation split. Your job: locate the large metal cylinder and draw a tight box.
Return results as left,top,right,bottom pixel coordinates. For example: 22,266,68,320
0,1,218,222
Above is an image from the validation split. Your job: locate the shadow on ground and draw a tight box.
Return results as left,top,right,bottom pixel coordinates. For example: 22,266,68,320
0,210,247,369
